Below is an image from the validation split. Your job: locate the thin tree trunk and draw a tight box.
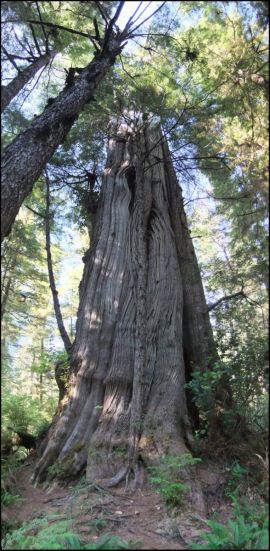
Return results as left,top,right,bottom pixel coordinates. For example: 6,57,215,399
45,172,72,354
40,338,44,404
1,252,18,321
1,275,12,321
1,51,56,113
1,27,127,241
32,114,211,510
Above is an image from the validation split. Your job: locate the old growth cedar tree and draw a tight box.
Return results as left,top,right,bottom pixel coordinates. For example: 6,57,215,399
33,113,216,490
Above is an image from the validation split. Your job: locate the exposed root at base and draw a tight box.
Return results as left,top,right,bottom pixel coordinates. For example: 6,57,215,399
96,461,145,492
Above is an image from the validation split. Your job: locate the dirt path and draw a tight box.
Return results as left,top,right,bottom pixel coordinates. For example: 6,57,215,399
3,459,220,549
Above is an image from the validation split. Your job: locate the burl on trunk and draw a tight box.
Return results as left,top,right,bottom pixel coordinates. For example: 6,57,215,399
33,113,215,488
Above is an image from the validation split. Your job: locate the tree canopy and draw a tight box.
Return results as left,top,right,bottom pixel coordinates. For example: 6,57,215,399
1,2,268,548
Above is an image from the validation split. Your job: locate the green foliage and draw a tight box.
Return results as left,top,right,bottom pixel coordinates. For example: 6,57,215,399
185,336,268,440
1,517,133,550
2,391,56,437
191,498,269,550
185,362,225,419
148,454,201,507
47,461,67,481
225,461,248,499
85,534,132,550
192,516,268,549
1,491,21,506
191,459,269,550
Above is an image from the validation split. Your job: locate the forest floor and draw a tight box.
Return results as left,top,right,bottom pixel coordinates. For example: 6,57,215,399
2,455,237,550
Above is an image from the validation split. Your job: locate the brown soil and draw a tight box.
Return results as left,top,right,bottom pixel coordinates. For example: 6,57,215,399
2,456,235,550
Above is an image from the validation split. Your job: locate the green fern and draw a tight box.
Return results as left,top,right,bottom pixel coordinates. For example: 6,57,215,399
1,518,135,550
191,512,269,549
148,453,201,507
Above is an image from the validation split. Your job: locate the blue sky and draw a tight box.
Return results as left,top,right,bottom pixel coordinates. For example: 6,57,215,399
117,1,162,30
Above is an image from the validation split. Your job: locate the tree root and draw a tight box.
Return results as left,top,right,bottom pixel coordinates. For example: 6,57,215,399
96,460,145,491
97,465,129,488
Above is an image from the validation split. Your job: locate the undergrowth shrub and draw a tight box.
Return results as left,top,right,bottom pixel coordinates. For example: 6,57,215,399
191,500,269,550
1,517,133,550
191,458,269,550
2,392,56,437
1,491,21,506
148,453,201,507
185,340,268,447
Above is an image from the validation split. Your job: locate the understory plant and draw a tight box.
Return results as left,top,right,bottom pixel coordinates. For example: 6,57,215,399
191,460,269,550
192,503,269,550
148,453,201,507
1,517,133,550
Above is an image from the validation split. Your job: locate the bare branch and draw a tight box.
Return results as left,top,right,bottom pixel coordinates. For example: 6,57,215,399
128,2,167,35
125,2,150,30
109,0,125,29
101,0,125,52
14,29,33,58
207,290,247,312
30,23,42,56
25,204,46,218
94,1,109,27
26,19,95,40
35,1,48,42
1,45,20,72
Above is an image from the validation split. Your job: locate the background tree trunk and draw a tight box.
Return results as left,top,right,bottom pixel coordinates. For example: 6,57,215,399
33,114,214,490
45,172,72,355
1,51,56,113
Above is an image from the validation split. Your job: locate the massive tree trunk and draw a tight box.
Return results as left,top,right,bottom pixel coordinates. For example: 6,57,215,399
1,51,56,114
1,29,126,242
33,114,215,494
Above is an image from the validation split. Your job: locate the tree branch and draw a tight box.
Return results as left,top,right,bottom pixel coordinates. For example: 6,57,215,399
25,204,46,219
125,1,150,30
2,46,20,72
94,1,109,27
207,290,247,312
30,23,42,56
26,19,95,40
128,1,167,35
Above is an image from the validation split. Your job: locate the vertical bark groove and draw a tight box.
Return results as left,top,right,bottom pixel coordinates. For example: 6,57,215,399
33,114,214,492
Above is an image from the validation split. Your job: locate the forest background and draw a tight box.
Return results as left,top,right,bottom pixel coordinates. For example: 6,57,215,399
1,1,269,549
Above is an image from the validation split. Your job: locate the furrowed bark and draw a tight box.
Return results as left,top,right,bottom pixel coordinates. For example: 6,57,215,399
127,146,149,467
1,51,56,113
32,114,210,503
45,172,72,355
162,138,216,371
162,139,233,420
1,33,126,242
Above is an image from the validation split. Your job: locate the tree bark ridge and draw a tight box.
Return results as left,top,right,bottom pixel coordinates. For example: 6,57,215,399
33,115,214,492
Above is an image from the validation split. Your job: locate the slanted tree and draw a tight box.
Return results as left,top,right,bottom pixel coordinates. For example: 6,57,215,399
1,15,126,240
1,46,56,113
1,0,167,241
33,113,219,495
